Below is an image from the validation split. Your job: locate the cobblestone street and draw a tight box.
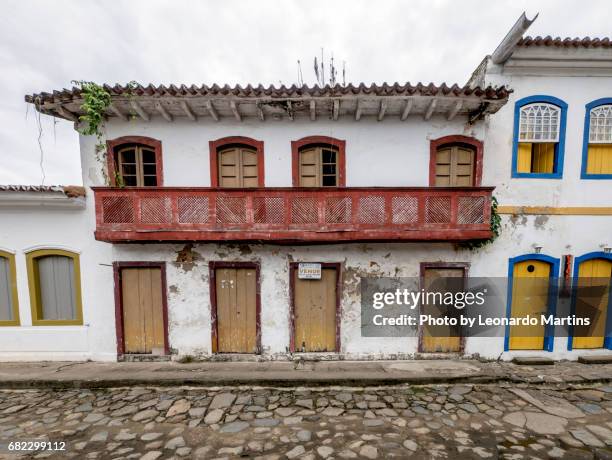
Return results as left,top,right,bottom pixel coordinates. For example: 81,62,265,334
1,382,612,460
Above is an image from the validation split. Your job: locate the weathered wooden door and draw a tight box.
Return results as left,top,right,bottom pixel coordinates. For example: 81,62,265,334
508,260,551,350
293,268,337,352
435,145,475,186
421,268,463,353
217,147,259,188
215,268,258,353
573,258,612,349
121,267,166,354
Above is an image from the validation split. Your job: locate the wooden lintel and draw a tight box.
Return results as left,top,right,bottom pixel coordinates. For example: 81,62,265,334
56,106,78,122
180,101,197,121
287,100,294,121
130,101,150,121
424,99,437,120
310,100,316,121
332,100,340,121
108,103,128,121
230,100,241,121
377,100,388,121
155,102,173,122
447,100,463,121
205,101,219,121
355,100,363,121
400,99,413,121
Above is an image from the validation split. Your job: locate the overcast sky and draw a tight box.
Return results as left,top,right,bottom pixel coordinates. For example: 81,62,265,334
0,0,609,185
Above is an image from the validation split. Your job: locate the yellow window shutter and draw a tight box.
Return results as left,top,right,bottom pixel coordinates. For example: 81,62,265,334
517,143,532,173
587,144,612,174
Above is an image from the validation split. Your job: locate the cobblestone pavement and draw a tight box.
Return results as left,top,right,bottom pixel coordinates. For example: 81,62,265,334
1,383,612,459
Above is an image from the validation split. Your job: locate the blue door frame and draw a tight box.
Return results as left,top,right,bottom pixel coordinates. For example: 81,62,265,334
567,252,612,351
504,254,560,352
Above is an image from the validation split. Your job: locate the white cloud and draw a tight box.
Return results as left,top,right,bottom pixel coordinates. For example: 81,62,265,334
0,0,608,184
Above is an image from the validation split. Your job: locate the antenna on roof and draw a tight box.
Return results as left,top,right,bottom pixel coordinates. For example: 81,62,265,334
309,49,347,86
297,60,304,86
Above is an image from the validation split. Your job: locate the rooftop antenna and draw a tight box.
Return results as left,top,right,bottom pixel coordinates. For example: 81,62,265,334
330,54,336,86
314,56,320,85
297,60,304,86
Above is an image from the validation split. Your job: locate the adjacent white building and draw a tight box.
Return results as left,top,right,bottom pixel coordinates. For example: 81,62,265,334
1,14,610,362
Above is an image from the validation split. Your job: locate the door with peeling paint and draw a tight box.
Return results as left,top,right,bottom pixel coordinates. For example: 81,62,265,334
121,267,166,354
572,258,612,349
215,268,258,353
420,268,463,353
293,268,338,352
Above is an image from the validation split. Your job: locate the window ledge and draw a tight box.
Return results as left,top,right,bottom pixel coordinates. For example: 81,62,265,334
511,172,563,179
581,173,612,180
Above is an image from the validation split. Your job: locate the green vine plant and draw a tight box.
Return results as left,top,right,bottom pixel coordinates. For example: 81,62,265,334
71,80,111,141
459,196,502,250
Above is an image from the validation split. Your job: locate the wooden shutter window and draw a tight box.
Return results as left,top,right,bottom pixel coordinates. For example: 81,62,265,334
586,144,612,174
0,257,14,321
217,147,259,188
36,256,77,321
517,143,555,174
116,145,158,187
298,146,338,187
435,145,475,186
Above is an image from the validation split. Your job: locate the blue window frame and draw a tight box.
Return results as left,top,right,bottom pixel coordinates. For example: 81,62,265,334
567,252,612,350
581,98,612,179
511,95,568,179
504,254,560,352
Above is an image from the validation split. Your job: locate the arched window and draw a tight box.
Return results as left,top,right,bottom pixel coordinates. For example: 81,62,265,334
26,249,83,325
581,99,612,178
512,96,567,178
209,137,264,187
0,250,19,326
107,136,163,187
429,136,483,187
291,136,346,187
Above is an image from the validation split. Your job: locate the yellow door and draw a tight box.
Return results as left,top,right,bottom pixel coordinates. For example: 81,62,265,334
421,268,463,353
121,268,165,354
215,268,258,353
572,258,612,349
293,268,337,352
508,260,551,350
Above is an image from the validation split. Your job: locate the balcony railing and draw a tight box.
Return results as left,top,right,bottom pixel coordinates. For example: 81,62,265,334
93,186,493,243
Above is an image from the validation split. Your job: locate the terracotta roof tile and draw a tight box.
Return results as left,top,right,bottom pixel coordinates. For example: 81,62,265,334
517,36,612,48
24,82,511,105
0,185,86,197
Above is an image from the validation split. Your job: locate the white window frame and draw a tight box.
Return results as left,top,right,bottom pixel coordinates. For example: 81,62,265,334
519,103,561,143
589,104,612,144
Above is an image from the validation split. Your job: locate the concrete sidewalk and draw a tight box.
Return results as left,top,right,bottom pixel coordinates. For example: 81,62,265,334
0,359,611,389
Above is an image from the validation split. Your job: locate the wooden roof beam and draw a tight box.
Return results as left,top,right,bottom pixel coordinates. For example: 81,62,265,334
180,101,197,121
424,99,437,120
230,100,241,121
256,103,265,121
155,102,173,122
287,100,294,121
56,106,78,122
205,100,219,121
377,100,388,121
447,100,463,121
332,100,340,121
310,100,316,121
400,99,413,121
108,103,128,121
355,99,363,121
130,101,150,121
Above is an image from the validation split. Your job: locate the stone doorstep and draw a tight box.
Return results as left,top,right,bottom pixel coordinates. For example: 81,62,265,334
118,354,172,363
512,357,555,365
578,355,612,364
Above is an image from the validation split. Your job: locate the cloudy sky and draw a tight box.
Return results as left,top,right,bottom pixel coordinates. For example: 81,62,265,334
0,0,608,185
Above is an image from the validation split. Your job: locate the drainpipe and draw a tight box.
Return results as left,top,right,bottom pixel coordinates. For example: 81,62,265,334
491,12,539,65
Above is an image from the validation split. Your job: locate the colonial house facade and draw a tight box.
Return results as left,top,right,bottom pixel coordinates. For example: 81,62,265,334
1,14,610,362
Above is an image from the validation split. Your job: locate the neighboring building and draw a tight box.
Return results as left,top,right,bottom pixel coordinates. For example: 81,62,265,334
1,13,610,361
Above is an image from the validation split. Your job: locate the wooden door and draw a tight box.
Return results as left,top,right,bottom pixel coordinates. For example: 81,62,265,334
293,268,337,352
508,260,551,350
435,145,475,186
121,267,166,354
218,147,259,187
421,268,463,353
573,258,612,349
215,268,258,353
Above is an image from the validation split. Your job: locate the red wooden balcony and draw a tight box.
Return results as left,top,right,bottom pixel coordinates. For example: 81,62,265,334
93,186,494,243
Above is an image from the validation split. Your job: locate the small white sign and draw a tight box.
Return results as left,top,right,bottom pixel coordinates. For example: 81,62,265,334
298,263,322,279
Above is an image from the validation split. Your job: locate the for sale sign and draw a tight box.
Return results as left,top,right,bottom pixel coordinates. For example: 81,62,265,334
298,263,322,279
